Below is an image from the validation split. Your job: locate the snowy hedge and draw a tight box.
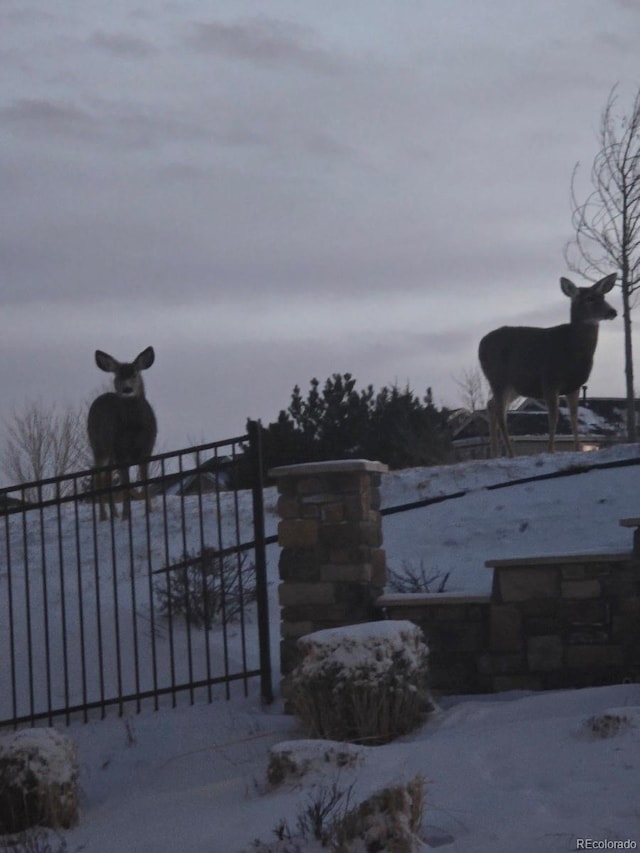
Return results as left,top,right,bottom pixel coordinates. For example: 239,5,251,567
0,728,78,834
289,620,431,744
249,774,426,852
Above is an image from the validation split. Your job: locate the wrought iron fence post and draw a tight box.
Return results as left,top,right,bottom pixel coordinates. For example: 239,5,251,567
247,419,273,704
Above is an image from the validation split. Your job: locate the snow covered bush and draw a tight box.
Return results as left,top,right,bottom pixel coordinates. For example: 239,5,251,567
262,740,426,850
0,826,71,853
334,774,426,853
0,729,78,834
249,775,426,853
289,621,431,745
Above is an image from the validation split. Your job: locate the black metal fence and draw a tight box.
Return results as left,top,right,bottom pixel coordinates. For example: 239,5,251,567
0,421,272,729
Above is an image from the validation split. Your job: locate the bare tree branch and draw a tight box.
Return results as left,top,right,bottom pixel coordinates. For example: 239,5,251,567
1,399,90,497
453,366,488,413
564,84,640,441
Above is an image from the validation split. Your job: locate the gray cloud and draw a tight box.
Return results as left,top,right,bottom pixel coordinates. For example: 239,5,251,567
610,0,640,11
88,31,157,59
185,17,345,74
2,98,95,138
4,7,58,26
1,96,210,150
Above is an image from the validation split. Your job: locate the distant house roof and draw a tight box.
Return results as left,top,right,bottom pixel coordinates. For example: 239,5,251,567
451,410,575,440
451,396,629,442
0,493,27,515
451,411,489,440
511,398,546,413
152,454,235,496
580,397,639,426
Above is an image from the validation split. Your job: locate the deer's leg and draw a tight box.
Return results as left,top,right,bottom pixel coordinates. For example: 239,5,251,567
566,389,581,451
139,461,153,516
487,397,499,457
120,466,131,520
94,460,115,521
108,469,119,519
545,391,559,453
493,392,514,458
96,469,108,521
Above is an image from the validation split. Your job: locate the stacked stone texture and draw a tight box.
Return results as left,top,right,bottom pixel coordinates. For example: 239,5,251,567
271,461,640,697
486,552,640,691
380,549,640,694
270,460,388,682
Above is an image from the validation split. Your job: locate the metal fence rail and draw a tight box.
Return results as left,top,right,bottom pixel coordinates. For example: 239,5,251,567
0,421,272,729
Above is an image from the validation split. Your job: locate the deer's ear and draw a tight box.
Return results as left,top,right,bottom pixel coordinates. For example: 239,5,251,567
95,350,119,373
593,273,617,294
560,277,577,298
134,347,155,371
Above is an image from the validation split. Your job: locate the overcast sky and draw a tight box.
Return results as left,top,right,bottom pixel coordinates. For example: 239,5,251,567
2,0,640,458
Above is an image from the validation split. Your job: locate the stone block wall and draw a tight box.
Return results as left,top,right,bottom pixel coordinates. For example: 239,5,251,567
376,593,492,693
271,460,640,696
270,460,388,683
487,552,640,690
379,552,640,693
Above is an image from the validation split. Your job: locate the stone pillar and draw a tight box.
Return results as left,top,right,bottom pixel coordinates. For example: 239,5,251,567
269,460,388,685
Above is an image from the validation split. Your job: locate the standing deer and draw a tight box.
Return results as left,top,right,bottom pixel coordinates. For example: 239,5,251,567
478,274,617,457
87,346,157,520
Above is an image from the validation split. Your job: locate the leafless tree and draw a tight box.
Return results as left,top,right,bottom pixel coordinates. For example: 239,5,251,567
564,84,640,441
453,366,488,413
1,400,89,495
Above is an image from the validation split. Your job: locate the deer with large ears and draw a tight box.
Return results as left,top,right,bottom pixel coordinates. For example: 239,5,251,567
478,274,617,458
87,346,157,520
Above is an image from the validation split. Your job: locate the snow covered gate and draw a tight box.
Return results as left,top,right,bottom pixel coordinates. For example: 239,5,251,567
0,422,272,729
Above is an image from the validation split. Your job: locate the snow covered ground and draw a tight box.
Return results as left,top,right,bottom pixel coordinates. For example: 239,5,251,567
4,445,640,851
382,443,640,594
